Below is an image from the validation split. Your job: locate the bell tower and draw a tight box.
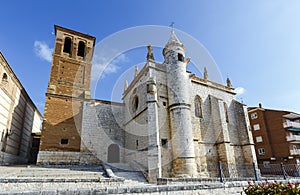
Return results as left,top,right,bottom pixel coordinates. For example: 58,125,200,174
163,30,198,177
38,25,95,164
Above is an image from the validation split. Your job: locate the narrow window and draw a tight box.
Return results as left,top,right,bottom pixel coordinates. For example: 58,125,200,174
224,102,229,123
136,140,139,149
77,41,85,57
178,53,184,62
194,95,203,118
161,139,168,148
251,112,258,119
256,136,263,143
1,73,8,84
63,37,72,54
132,95,139,112
61,139,69,145
258,148,265,155
253,124,260,131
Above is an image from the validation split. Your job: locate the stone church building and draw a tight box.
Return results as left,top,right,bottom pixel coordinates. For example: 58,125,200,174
38,25,258,182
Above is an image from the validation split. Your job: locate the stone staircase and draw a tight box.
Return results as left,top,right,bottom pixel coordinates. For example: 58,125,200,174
0,164,265,194
0,164,125,193
0,165,106,179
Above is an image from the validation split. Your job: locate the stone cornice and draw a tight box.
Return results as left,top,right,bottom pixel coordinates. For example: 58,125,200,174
190,74,236,95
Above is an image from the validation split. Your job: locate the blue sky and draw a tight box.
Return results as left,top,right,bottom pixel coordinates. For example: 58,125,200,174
1,1,300,114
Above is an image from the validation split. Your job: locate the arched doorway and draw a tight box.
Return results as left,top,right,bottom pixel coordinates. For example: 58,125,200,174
107,144,120,163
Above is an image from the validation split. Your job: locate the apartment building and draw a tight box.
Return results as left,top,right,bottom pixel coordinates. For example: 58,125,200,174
248,104,300,166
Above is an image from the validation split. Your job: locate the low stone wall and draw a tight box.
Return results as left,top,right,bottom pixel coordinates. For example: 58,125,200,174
37,151,81,165
37,151,102,165
157,177,255,185
0,151,27,165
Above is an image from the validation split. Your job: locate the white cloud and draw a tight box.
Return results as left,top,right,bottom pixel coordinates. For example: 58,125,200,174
234,87,246,96
91,54,128,81
34,41,53,62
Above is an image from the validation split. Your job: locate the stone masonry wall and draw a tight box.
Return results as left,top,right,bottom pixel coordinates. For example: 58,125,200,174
37,151,81,165
190,78,256,178
81,101,124,164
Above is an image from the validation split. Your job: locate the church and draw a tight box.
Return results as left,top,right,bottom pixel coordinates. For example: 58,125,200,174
37,25,258,182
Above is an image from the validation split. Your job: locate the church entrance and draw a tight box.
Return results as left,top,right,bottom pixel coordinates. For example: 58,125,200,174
107,144,120,163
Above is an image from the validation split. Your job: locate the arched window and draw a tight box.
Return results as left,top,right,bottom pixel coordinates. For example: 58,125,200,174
132,95,139,112
77,41,85,57
178,53,184,62
194,95,203,118
1,73,8,85
224,102,229,123
63,37,72,54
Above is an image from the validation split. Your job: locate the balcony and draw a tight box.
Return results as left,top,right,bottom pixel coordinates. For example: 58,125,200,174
286,135,300,143
290,149,300,156
283,121,300,130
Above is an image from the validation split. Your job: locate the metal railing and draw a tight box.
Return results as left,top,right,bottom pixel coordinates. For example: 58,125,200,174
216,162,300,183
258,163,300,179
286,135,300,142
290,149,300,155
217,162,259,182
283,121,300,128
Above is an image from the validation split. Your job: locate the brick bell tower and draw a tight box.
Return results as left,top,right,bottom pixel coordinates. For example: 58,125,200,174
38,25,95,164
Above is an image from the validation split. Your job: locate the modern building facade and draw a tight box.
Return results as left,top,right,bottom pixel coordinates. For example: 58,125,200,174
248,104,300,166
0,52,42,165
38,25,258,182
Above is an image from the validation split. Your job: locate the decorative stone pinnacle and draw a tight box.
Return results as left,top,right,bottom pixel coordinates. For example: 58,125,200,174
124,80,128,91
147,44,154,61
184,57,191,67
226,77,233,88
134,65,139,77
204,67,208,80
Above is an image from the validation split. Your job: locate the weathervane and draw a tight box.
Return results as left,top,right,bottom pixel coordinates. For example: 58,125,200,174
170,22,175,31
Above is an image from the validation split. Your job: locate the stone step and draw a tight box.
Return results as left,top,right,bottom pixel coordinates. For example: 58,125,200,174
103,163,148,185
0,165,107,179
105,163,134,172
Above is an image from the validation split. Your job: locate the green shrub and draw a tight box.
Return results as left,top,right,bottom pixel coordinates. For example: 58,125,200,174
243,180,300,195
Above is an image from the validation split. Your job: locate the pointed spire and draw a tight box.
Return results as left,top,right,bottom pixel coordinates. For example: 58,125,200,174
147,44,154,61
124,80,128,91
134,65,139,77
167,29,181,44
204,67,208,80
226,77,233,88
163,29,185,56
